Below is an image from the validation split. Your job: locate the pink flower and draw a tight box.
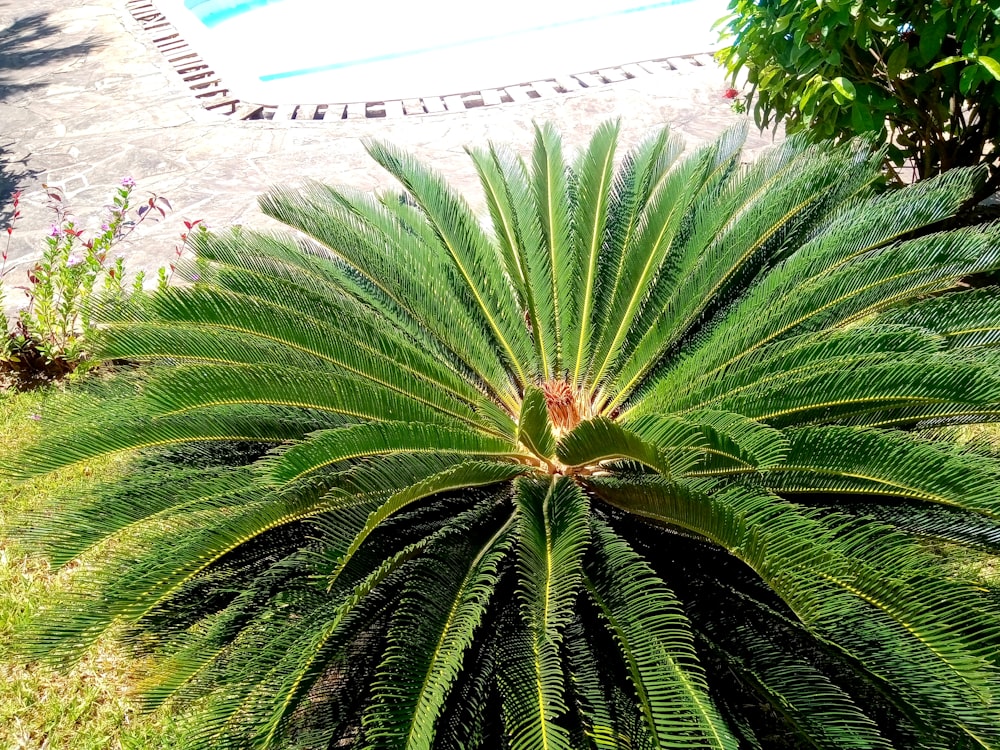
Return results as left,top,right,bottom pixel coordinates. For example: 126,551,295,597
723,88,740,99
120,176,136,188
66,251,85,267
49,224,62,237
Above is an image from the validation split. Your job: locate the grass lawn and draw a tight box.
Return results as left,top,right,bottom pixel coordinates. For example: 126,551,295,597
0,385,193,750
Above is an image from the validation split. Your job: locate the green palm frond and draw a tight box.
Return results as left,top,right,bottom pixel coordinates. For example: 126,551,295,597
12,402,316,477
604,135,882,411
137,362,470,427
594,477,1000,745
557,417,673,476
518,386,557,460
366,139,537,387
837,501,1000,551
11,123,1000,748
260,184,520,411
587,138,712,393
585,519,738,749
363,512,515,750
651,324,946,415
626,410,789,476
328,462,526,589
531,122,576,374
24,459,259,566
881,286,1000,348
715,352,1000,425
266,421,521,486
695,579,896,750
585,126,679,389
569,120,620,385
502,477,591,750
467,142,552,375
760,426,1000,515
640,222,1000,416
564,613,654,750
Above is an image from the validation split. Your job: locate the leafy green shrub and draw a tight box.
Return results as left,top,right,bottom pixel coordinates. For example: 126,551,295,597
719,0,1000,200
0,189,22,363
11,124,1000,749
1,181,173,382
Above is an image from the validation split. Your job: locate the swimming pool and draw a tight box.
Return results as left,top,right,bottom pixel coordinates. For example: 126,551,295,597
155,0,728,104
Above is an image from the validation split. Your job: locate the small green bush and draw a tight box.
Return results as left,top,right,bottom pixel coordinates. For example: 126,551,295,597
1,181,178,384
719,0,1000,200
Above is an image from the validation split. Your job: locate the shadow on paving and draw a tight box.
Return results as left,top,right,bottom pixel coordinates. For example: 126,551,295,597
0,143,39,227
0,13,95,102
0,144,35,226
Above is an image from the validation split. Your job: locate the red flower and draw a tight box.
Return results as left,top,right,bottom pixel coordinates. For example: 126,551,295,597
723,88,740,99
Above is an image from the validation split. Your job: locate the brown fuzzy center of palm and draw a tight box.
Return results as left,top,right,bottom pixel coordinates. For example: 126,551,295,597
543,379,582,432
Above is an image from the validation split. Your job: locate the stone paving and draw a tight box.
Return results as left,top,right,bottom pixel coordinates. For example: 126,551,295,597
0,0,783,317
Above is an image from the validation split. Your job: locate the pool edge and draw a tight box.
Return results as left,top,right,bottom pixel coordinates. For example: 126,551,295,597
127,0,722,122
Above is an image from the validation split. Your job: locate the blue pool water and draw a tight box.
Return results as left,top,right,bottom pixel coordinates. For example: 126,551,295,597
158,0,727,104
184,0,284,28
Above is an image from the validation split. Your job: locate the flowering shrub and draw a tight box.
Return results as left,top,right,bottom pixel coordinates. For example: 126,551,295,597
722,87,747,114
1,179,177,382
0,190,20,359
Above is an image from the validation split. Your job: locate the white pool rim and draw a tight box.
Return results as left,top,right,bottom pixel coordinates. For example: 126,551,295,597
153,0,729,104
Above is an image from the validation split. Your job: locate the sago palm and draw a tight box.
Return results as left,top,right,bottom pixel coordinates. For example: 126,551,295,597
13,122,1000,749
